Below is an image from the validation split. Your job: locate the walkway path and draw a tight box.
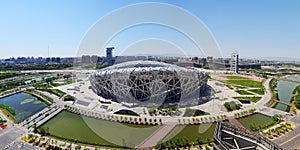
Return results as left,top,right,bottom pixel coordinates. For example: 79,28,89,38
137,120,177,149
273,100,292,107
32,107,63,130
227,116,244,128
0,88,24,98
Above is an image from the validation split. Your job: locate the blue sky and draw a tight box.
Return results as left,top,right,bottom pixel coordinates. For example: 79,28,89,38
0,0,300,59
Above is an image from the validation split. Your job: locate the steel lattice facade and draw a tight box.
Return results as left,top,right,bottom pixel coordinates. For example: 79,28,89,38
90,61,208,107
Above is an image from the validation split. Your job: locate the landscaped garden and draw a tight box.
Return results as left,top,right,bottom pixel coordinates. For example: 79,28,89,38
223,102,242,111
237,113,280,131
44,89,66,98
156,123,216,149
226,79,263,88
39,111,160,148
224,76,249,80
291,84,300,109
183,108,207,117
0,117,8,129
233,96,262,103
63,95,75,101
262,123,293,139
235,90,254,95
0,72,21,80
248,88,265,95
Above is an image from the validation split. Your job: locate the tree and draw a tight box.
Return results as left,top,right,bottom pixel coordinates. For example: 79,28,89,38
75,145,81,150
224,102,232,111
63,74,72,80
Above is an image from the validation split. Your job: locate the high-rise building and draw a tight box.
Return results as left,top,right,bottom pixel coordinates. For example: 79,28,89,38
230,52,239,74
91,55,98,64
82,55,91,64
106,47,114,65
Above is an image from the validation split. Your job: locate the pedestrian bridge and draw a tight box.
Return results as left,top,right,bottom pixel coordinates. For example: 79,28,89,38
273,100,292,107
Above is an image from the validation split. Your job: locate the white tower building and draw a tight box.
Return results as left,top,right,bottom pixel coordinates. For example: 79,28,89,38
230,52,239,74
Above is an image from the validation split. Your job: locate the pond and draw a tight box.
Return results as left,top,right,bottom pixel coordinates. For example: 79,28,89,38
0,92,48,123
40,111,160,148
275,76,300,111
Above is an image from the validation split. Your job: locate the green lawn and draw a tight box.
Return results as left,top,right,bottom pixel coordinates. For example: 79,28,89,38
224,76,249,80
248,89,265,95
183,108,207,117
46,89,66,97
233,96,262,103
0,72,19,80
163,123,216,143
40,111,160,148
52,80,76,87
235,90,254,95
226,79,263,88
237,113,273,129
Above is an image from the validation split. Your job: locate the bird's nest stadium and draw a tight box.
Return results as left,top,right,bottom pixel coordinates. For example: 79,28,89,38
90,61,208,107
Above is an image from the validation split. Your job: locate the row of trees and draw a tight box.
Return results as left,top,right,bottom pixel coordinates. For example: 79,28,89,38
224,102,242,111
26,134,90,150
65,105,162,125
0,64,72,71
155,137,214,150
291,84,300,109
65,105,230,126
178,115,227,125
0,72,20,80
234,108,256,118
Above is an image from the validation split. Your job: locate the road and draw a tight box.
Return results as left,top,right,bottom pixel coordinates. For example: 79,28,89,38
272,114,300,149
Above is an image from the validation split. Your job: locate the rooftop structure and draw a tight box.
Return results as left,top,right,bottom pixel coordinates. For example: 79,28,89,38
90,60,208,107
214,122,284,150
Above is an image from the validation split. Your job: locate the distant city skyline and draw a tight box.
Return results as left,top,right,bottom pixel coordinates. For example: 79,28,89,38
1,0,300,59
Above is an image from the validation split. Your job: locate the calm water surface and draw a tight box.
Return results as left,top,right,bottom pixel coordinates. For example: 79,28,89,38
275,76,300,111
0,92,47,122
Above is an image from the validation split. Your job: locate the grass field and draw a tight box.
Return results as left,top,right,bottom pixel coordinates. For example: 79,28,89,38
163,123,216,143
40,111,160,148
52,80,76,87
235,90,254,95
226,79,263,88
233,96,262,103
183,108,207,117
224,76,249,80
46,89,66,97
237,113,273,129
248,89,265,95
